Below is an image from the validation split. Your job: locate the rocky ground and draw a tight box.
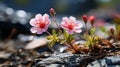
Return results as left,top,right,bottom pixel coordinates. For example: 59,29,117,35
0,39,119,67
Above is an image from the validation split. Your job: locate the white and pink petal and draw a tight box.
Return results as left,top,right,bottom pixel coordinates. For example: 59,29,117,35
43,14,49,22
74,28,82,33
61,22,68,29
30,18,37,26
69,16,76,23
42,26,48,32
63,17,69,25
30,27,37,33
66,29,74,34
36,28,43,34
35,14,43,20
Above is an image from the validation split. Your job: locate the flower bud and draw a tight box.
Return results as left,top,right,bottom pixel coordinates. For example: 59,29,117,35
50,8,56,16
110,27,114,35
89,16,95,26
82,15,87,24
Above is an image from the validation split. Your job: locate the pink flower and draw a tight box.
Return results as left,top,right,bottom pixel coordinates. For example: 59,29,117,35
61,16,83,34
30,14,51,34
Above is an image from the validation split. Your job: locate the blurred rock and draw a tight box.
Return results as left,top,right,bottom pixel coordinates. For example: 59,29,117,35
18,34,34,42
0,51,12,58
25,37,47,50
51,44,68,53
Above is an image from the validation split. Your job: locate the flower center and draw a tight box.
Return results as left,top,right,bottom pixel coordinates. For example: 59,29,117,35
39,22,45,28
68,24,73,30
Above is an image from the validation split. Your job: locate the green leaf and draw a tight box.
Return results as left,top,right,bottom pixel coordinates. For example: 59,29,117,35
88,36,92,42
48,41,55,47
47,36,53,40
90,28,96,35
60,39,66,44
93,36,99,41
83,34,89,41
47,30,59,47
63,29,69,39
52,29,56,35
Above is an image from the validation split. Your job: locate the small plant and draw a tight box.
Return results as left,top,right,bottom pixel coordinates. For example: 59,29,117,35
29,8,83,53
29,8,114,54
80,15,101,53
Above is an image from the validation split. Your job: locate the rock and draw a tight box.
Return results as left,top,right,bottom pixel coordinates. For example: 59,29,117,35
35,53,91,67
105,55,120,65
87,55,120,67
52,44,68,53
107,65,120,67
40,52,52,58
0,51,12,58
112,42,120,48
87,59,107,67
25,37,47,49
18,34,34,42
43,64,63,67
37,53,120,67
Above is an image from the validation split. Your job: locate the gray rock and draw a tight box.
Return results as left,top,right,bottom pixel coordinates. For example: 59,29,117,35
107,65,120,67
36,53,91,67
87,59,107,67
36,53,120,67
0,51,12,58
87,55,120,67
105,55,120,65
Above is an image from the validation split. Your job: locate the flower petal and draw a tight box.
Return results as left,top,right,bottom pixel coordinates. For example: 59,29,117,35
61,22,68,29
37,28,43,34
30,27,37,33
35,14,42,20
43,14,49,22
74,22,83,28
63,17,69,25
77,21,83,28
74,28,82,33
66,29,74,34
42,25,48,32
45,19,51,26
43,14,51,27
69,16,76,23
30,18,37,26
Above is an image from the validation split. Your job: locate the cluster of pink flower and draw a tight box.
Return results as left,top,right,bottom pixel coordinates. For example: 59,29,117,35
29,10,83,35
29,8,95,35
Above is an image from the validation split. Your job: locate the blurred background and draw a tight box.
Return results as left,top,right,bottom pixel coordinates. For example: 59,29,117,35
0,0,120,40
